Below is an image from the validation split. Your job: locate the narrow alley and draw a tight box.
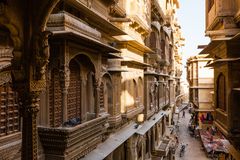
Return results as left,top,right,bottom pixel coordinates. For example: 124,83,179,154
175,109,210,160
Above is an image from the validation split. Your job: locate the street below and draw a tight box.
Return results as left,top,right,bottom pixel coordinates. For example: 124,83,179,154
175,109,211,160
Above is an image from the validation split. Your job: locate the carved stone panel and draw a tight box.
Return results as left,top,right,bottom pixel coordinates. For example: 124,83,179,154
49,68,63,127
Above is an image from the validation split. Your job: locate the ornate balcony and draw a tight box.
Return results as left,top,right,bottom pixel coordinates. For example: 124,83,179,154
152,139,171,157
108,114,122,129
38,115,109,160
122,105,144,120
47,11,101,40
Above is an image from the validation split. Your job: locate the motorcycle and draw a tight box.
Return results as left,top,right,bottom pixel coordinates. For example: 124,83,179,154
179,143,188,157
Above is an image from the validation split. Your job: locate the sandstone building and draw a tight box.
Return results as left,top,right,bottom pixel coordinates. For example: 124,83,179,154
199,0,240,159
0,0,184,159
186,53,214,129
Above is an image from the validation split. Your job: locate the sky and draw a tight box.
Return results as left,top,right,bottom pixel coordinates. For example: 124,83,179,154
177,0,210,63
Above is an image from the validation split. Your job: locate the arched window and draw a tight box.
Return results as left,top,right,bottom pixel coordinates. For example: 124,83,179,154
217,73,226,111
61,54,96,124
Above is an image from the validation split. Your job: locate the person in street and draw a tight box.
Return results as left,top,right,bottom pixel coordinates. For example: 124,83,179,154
182,110,185,118
175,135,179,145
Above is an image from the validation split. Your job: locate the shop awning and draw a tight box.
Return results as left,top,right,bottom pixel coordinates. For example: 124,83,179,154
205,58,240,67
81,122,138,160
136,111,165,135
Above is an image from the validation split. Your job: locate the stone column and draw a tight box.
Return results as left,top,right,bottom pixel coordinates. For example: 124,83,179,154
60,66,70,124
81,78,87,121
20,92,40,160
94,79,100,117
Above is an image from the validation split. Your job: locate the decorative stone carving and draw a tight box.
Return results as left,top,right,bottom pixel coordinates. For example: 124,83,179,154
19,91,41,160
30,80,47,92
0,71,11,85
33,31,52,80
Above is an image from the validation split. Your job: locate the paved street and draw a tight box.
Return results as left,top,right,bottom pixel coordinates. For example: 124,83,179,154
175,109,211,160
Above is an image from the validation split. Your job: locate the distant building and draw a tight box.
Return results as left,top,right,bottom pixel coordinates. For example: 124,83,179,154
186,54,214,129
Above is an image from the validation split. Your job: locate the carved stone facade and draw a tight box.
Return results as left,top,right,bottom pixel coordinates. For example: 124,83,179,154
200,0,240,159
0,0,183,160
186,54,214,129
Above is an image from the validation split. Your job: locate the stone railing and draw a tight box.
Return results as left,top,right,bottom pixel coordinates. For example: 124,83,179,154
152,139,171,157
38,114,109,160
108,114,122,129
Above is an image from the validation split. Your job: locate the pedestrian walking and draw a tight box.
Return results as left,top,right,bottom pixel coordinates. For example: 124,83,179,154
182,110,185,118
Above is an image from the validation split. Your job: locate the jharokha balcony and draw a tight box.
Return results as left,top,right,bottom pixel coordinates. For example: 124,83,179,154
38,114,109,160
152,139,171,158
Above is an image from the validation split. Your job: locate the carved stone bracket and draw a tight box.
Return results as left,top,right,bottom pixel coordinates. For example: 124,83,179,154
19,91,40,116
32,31,52,81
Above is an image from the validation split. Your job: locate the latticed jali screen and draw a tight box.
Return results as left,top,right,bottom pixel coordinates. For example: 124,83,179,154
0,83,20,137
